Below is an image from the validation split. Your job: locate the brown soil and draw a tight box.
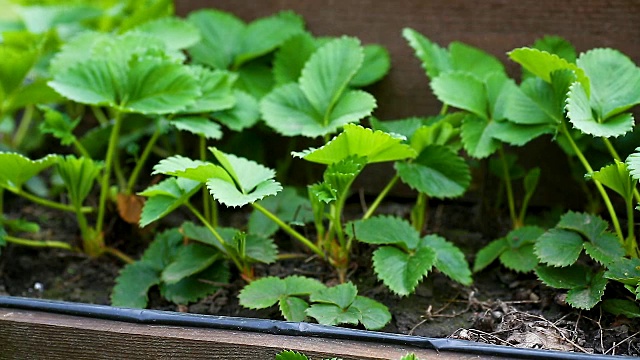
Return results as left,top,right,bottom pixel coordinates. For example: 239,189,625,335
1,199,639,357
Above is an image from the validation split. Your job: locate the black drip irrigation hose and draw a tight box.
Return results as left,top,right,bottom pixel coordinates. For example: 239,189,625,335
0,296,633,360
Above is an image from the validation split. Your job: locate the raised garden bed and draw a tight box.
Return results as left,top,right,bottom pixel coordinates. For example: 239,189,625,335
1,1,640,359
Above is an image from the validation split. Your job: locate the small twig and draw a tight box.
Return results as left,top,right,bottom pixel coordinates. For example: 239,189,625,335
358,188,368,214
605,331,640,355
451,328,514,347
512,309,590,354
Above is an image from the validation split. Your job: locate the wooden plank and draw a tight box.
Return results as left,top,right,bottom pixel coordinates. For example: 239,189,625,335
0,308,504,359
175,0,640,120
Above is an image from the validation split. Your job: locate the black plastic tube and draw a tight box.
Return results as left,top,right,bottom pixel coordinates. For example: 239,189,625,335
0,295,633,360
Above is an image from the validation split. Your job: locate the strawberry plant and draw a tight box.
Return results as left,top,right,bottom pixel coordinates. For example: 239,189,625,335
473,37,640,314
403,28,549,230
239,277,390,330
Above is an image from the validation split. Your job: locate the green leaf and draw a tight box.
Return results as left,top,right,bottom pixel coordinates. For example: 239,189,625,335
310,282,358,309
370,117,425,140
182,67,236,113
449,41,505,80
601,299,640,319
532,35,576,63
351,296,392,330
500,244,538,273
239,277,286,309
473,238,509,273
499,226,544,272
279,296,310,322
577,48,640,119
502,79,562,125
626,147,640,181
161,261,230,305
490,121,555,147
396,145,470,199
186,10,245,69
372,246,435,296
129,17,201,51
50,57,200,115
508,48,589,93
431,72,488,119
208,148,282,207
535,229,584,267
460,115,500,159
238,233,278,264
604,258,640,286
275,350,309,360
402,28,451,79
0,152,59,189
300,37,364,115
152,155,231,183
161,243,220,284
236,11,305,67
348,216,420,249
592,161,636,200
556,211,608,242
189,10,304,70
292,124,416,164
421,235,472,285
111,262,160,308
273,32,317,85
138,177,201,227
140,228,184,272
566,271,608,310
0,45,37,101
213,90,260,131
38,106,80,146
248,187,313,238
350,44,391,87
170,117,222,140
306,303,360,326
535,265,589,289
322,156,367,196
262,88,375,138
238,275,325,311
235,62,274,99
583,232,625,265
566,81,634,138
56,156,103,207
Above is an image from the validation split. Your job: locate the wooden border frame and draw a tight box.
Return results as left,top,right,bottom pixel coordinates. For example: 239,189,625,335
0,307,507,359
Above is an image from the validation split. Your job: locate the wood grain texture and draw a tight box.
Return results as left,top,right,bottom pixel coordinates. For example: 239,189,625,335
0,308,501,359
175,0,640,119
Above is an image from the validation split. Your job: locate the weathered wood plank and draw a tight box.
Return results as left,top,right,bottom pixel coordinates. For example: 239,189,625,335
175,0,640,120
0,308,502,359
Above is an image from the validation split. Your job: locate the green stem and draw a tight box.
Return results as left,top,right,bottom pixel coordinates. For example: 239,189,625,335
103,246,135,264
185,202,227,248
126,123,162,195
90,106,109,126
602,137,640,203
498,145,520,229
198,135,217,226
12,105,34,149
560,122,624,242
252,202,324,258
411,193,428,233
363,174,399,220
7,187,93,213
185,202,244,270
72,138,91,159
518,187,534,227
96,110,123,235
5,234,75,251
626,196,636,257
